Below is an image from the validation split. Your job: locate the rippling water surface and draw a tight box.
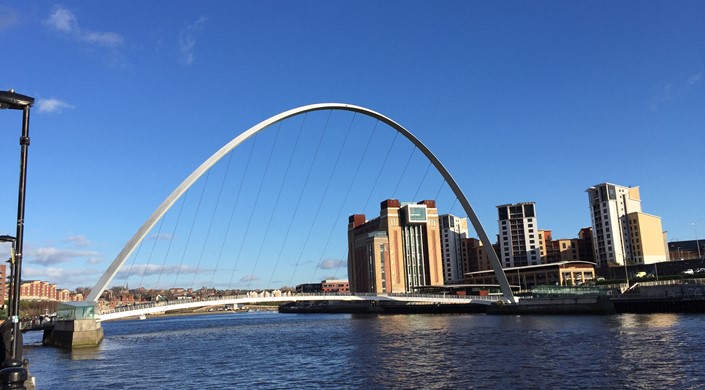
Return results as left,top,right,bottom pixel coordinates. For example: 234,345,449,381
23,312,705,389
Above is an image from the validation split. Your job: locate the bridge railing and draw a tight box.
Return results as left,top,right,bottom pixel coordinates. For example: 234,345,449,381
19,316,56,332
98,292,501,315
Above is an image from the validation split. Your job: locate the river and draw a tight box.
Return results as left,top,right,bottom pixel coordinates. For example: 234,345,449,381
22,312,705,389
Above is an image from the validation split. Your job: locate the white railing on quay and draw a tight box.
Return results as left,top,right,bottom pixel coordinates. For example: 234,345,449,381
98,292,501,317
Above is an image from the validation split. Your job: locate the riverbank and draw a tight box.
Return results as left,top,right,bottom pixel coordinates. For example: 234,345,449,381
279,283,705,315
279,300,487,314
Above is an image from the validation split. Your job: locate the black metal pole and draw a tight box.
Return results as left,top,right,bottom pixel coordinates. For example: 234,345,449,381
5,245,14,325
9,105,30,363
0,90,33,389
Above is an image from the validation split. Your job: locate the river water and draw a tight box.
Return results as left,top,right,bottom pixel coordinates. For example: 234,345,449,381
22,312,705,389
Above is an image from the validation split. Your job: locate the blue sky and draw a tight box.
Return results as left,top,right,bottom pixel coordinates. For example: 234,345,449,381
0,1,703,291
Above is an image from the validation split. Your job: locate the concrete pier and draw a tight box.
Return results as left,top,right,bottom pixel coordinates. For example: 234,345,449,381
42,319,104,349
42,301,104,349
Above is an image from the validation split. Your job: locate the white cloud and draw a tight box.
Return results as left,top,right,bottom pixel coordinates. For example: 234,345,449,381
116,264,204,278
179,16,207,65
44,6,123,48
23,266,101,289
37,98,74,113
318,258,346,270
65,234,91,247
81,31,124,46
86,257,102,265
46,6,77,32
26,246,100,265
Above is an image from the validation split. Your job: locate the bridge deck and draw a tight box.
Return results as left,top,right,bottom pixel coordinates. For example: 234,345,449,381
97,293,501,321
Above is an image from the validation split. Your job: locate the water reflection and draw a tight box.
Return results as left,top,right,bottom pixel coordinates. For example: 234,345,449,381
21,313,705,389
68,347,102,361
611,314,691,388
617,313,680,329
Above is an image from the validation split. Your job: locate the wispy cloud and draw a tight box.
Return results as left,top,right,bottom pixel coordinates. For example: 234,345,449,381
46,6,77,32
65,234,92,247
317,258,346,270
147,232,173,241
116,264,206,278
24,266,101,289
240,274,259,283
0,5,18,30
86,257,102,265
44,6,123,47
179,16,207,65
650,71,703,110
26,246,101,265
37,98,75,113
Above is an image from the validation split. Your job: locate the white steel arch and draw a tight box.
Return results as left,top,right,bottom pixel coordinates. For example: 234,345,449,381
87,104,515,303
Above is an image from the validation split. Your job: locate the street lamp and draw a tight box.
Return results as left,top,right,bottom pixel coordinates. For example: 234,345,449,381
0,89,34,389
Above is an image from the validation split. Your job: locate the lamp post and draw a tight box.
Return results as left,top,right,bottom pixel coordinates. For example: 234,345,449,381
0,89,34,389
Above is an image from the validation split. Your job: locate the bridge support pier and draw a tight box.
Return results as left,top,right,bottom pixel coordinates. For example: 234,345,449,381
42,319,104,349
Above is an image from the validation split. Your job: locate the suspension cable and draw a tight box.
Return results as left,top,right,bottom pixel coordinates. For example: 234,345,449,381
137,215,166,289
412,161,433,201
120,236,144,289
264,111,331,289
360,130,399,214
171,170,211,289
247,114,307,290
392,146,417,199
209,137,257,290
190,149,235,288
288,112,356,286
153,192,188,289
309,119,380,283
228,122,283,290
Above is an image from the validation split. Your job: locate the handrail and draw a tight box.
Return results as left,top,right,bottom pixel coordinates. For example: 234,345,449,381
98,292,501,315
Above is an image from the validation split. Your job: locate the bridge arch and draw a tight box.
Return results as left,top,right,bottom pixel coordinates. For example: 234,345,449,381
87,103,515,303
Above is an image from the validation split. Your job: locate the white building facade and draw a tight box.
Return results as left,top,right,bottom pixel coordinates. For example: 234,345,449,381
586,183,666,267
497,202,542,267
439,214,468,284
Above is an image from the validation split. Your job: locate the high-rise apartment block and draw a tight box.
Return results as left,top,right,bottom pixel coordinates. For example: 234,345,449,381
538,228,594,264
497,202,542,267
586,183,668,267
439,214,468,284
462,238,496,273
348,199,444,293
